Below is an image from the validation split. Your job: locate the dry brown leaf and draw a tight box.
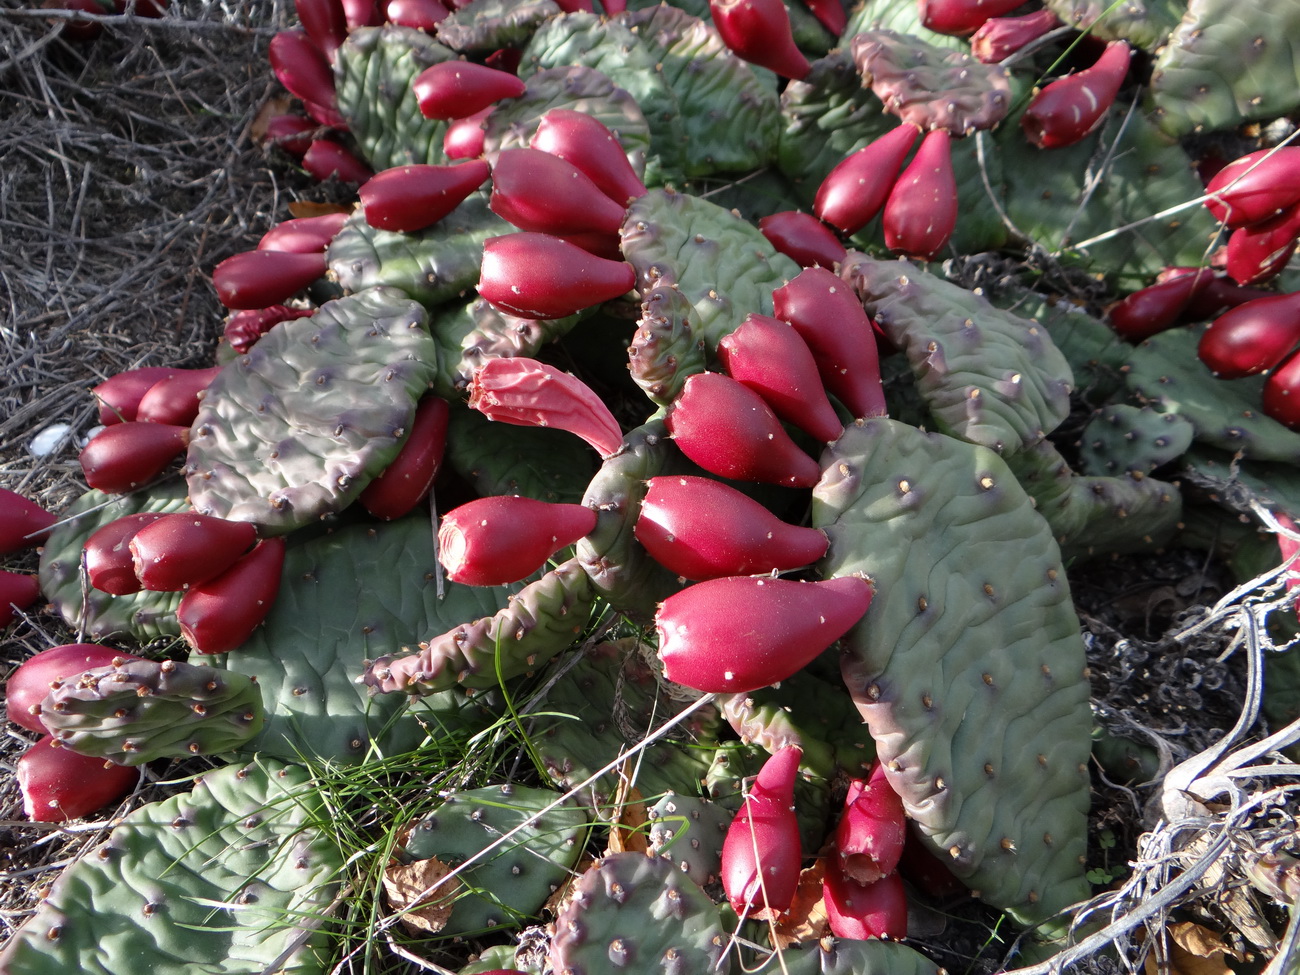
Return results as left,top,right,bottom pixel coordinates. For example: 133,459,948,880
1143,922,1246,975
249,95,294,144
771,859,831,949
382,855,462,936
286,200,355,219
542,852,597,917
605,764,648,856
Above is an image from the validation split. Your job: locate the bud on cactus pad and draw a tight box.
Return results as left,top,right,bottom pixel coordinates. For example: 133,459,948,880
438,495,597,586
1021,40,1132,150
128,512,258,592
655,575,872,693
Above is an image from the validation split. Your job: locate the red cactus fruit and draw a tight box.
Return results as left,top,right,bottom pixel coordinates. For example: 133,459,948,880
302,97,348,129
477,232,635,320
552,0,594,11
0,571,41,629
823,864,908,940
342,0,383,26
92,365,179,425
444,106,493,160
771,267,887,419
294,0,348,60
1021,40,1131,150
1264,347,1300,430
1178,274,1276,322
1107,268,1214,341
413,61,527,121
84,512,167,595
665,372,820,488
1198,291,1300,379
42,0,107,43
918,0,1028,35
1225,202,1300,286
709,0,811,80
721,745,804,919
489,148,629,237
18,736,139,823
438,495,597,586
834,761,907,885
6,644,143,734
814,123,919,236
212,249,328,310
223,305,315,355
896,823,966,898
269,30,339,114
258,211,350,253
385,0,448,29
302,138,374,185
882,128,958,261
0,489,56,554
79,421,190,493
265,114,319,158
359,396,451,520
634,475,829,581
718,312,845,443
529,109,648,205
757,211,847,270
801,0,845,37
970,9,1062,63
654,574,872,692
359,160,490,233
128,512,258,592
134,366,223,426
468,357,624,458
178,537,287,654
1204,147,1300,229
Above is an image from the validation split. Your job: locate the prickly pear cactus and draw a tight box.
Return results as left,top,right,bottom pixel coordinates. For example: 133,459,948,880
549,852,731,975
435,0,561,52
1043,0,1184,50
186,286,437,534
400,783,589,935
647,792,731,887
1078,404,1196,476
814,418,1093,931
0,760,342,975
628,286,709,407
444,405,596,503
40,658,263,765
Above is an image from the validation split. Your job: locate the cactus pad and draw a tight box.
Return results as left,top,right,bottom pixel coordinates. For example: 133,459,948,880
428,297,582,398
444,404,596,504
435,0,561,52
628,285,709,407
814,417,1093,930
647,792,731,887
0,759,342,975
1043,0,1184,50
746,938,944,974
400,783,589,935
186,287,437,534
1078,403,1196,475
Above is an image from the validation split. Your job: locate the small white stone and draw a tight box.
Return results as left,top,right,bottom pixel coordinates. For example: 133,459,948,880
29,423,75,457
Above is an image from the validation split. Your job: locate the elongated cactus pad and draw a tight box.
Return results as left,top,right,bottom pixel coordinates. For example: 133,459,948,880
41,658,263,765
212,513,512,763
428,297,582,398
1078,404,1195,476
745,938,944,974
186,287,437,534
435,0,561,52
0,759,342,975
814,418,1092,931
841,255,1073,455
335,25,456,170
628,285,709,406
38,484,189,644
1043,0,1183,50
401,783,589,935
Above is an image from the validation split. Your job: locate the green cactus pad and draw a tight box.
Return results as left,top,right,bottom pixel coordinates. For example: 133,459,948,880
746,938,943,975
841,255,1074,455
186,287,437,534
850,30,1013,136
841,0,967,50
1126,324,1300,465
549,852,731,975
444,404,597,503
435,0,561,52
335,25,456,170
621,188,801,358
995,289,1129,404
361,557,596,696
575,419,688,620
480,64,651,175
520,12,686,181
1078,403,1196,476
623,4,780,178
627,285,708,407
331,194,508,309
41,658,262,765
0,759,342,975
428,296,583,398
1006,438,1184,562
1146,0,1300,137
647,792,731,887
211,512,513,763
996,101,1221,289
813,418,1093,931
530,639,720,807
1043,0,1184,50
38,483,189,644
400,783,589,935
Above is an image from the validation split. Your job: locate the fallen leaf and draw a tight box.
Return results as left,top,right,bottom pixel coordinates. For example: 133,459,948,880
249,96,293,144
287,200,354,219
382,855,462,935
1143,922,1246,975
771,859,830,949
605,761,648,856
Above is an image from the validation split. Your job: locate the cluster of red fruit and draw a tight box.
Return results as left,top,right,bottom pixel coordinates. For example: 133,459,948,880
42,0,166,43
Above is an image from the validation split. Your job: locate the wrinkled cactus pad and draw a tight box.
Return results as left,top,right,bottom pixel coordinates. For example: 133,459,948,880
444,404,596,503
435,0,561,52
0,759,342,975
428,297,582,398
187,286,437,534
746,937,944,974
1078,403,1196,476
1043,0,1184,50
814,418,1093,930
